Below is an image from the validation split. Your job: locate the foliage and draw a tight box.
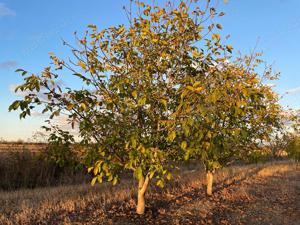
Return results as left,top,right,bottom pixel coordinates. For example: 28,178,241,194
271,109,300,159
286,136,300,161
8,0,282,206
246,149,270,164
9,0,227,188
174,54,282,172
40,127,81,169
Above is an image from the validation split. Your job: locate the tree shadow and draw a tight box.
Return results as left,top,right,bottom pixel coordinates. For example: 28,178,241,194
121,166,266,224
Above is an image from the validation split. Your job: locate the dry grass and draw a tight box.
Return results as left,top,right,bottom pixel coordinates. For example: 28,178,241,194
0,149,88,190
0,160,298,224
257,163,297,177
0,180,137,224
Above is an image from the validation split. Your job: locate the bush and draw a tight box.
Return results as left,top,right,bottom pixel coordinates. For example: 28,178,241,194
247,150,270,164
287,136,300,161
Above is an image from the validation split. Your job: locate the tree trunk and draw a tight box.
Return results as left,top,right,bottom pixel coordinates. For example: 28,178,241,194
206,171,213,196
136,175,150,215
137,191,146,214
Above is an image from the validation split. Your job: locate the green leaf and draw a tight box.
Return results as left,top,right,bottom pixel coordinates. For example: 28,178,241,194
134,167,143,180
88,24,97,29
131,137,137,148
8,101,20,111
184,151,190,161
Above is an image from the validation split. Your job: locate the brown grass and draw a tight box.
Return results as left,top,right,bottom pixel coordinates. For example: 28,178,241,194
0,160,298,224
0,149,88,190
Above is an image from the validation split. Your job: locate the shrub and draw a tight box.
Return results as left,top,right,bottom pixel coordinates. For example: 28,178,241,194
286,136,300,161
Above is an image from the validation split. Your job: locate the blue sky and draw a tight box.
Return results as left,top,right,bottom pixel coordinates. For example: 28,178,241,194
0,0,299,141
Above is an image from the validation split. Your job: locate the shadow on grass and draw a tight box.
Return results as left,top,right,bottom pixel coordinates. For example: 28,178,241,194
107,166,266,225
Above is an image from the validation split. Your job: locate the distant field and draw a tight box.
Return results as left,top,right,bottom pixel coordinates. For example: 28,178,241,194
0,143,47,153
0,160,299,225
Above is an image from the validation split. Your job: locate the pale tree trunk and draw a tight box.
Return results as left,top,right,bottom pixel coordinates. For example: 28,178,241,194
206,171,213,196
136,175,150,215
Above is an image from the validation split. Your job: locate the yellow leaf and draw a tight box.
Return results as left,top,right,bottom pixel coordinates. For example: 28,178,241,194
226,45,233,53
168,131,176,142
160,99,167,107
143,8,150,16
192,50,200,58
152,37,159,43
89,67,96,73
212,33,220,41
194,87,203,92
138,97,146,106
66,103,74,110
91,177,97,186
80,103,87,111
156,180,164,188
78,61,86,70
193,81,201,87
181,141,187,150
87,167,93,173
186,85,195,91
117,26,125,35
132,90,138,99
166,172,172,180
112,176,118,186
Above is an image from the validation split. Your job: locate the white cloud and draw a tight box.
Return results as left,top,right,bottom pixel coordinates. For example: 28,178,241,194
285,86,300,94
0,3,15,17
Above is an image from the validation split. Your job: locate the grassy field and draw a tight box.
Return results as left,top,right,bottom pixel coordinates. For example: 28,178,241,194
0,160,299,224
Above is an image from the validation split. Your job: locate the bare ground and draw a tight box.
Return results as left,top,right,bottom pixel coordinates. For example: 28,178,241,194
0,161,299,225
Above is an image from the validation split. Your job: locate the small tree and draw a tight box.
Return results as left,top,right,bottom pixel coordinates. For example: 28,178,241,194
175,54,281,196
283,109,300,161
9,0,225,214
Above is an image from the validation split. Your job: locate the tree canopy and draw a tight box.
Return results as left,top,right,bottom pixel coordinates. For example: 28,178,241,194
9,0,282,213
